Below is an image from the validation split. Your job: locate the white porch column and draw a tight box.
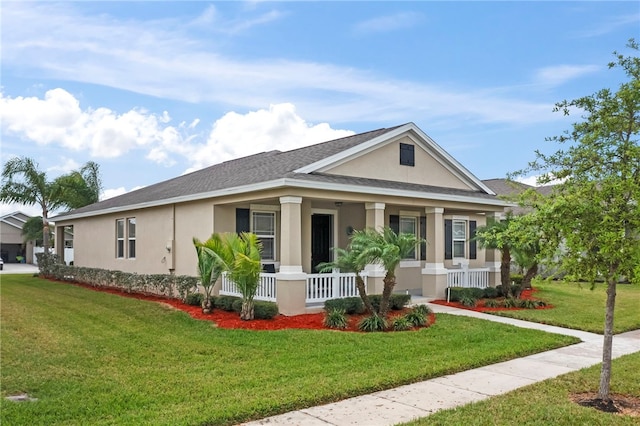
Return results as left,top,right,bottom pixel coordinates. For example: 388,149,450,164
422,207,448,298
484,211,502,287
364,202,386,293
276,196,306,316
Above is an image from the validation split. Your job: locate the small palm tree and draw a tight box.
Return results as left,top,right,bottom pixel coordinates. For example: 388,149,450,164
193,234,226,313
317,245,375,315
352,227,420,318
202,232,263,320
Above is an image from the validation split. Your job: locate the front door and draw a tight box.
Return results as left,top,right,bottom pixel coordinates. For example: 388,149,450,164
311,214,333,273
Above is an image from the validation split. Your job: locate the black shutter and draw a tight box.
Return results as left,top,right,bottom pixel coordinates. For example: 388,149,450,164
236,208,250,234
469,220,477,260
389,215,399,234
444,219,452,260
419,216,426,261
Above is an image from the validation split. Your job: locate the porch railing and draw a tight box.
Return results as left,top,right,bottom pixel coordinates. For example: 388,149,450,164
446,267,490,289
306,271,367,305
220,272,277,302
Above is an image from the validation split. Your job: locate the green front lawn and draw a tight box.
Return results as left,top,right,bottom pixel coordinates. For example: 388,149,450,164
493,281,640,334
404,351,640,426
1,275,577,426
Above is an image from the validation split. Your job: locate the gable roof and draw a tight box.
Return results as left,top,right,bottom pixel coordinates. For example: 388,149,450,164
53,124,506,221
0,211,32,230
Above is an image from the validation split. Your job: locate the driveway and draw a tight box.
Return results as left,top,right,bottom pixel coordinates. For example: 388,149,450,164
0,263,40,274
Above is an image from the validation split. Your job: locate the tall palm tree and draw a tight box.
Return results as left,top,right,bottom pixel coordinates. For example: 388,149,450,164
21,216,52,246
352,227,419,318
0,157,64,252
202,232,263,320
317,245,375,315
193,234,227,313
55,161,102,210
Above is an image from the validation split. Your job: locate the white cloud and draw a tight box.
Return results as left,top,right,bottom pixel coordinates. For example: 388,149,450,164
46,158,80,175
0,89,186,161
183,103,354,173
574,13,639,38
534,65,600,87
353,12,422,35
101,186,146,201
0,2,558,126
0,202,42,219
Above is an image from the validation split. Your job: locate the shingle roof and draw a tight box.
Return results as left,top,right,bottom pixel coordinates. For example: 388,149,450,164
53,124,502,220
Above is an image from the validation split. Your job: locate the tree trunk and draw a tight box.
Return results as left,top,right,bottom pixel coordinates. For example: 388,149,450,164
597,276,617,401
522,263,538,289
240,299,255,321
379,274,395,318
42,207,50,254
355,275,375,315
500,247,511,295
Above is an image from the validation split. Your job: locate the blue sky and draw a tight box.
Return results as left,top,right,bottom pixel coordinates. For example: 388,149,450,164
1,1,638,217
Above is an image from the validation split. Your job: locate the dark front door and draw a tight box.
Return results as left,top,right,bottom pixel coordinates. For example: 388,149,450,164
311,214,333,273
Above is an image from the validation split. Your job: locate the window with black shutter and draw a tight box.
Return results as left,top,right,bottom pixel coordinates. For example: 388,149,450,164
399,143,415,166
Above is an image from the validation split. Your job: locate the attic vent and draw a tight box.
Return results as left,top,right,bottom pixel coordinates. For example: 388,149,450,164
400,143,415,167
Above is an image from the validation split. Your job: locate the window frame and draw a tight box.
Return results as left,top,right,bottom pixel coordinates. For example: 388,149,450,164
399,215,418,260
452,219,467,259
399,143,415,167
116,219,125,258
127,217,136,259
252,210,276,261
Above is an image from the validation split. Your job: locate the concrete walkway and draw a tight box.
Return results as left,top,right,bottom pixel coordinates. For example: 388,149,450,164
241,303,640,426
0,263,40,275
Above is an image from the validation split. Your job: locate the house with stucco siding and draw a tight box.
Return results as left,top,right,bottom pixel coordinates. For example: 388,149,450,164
51,123,508,315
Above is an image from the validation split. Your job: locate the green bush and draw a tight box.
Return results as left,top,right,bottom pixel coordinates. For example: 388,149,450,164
254,301,279,319
412,304,432,316
231,299,243,313
324,297,364,315
215,295,241,311
459,294,477,307
358,314,388,332
447,287,465,302
510,274,524,285
389,293,412,310
483,286,499,299
404,309,427,327
519,299,538,309
503,297,519,308
185,293,204,306
496,284,520,298
392,316,413,331
484,299,502,308
469,287,485,300
323,309,348,329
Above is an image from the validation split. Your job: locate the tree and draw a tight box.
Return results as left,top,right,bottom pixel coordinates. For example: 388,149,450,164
317,245,375,315
514,40,640,405
193,234,227,313
0,157,64,252
474,214,514,294
21,216,52,246
351,227,420,318
1,157,103,253
202,232,263,320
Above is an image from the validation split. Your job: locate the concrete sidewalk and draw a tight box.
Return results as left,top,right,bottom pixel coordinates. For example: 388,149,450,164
241,304,640,426
0,263,40,275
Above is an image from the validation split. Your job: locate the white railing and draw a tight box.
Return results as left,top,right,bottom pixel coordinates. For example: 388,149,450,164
306,271,366,304
446,267,490,289
220,272,277,302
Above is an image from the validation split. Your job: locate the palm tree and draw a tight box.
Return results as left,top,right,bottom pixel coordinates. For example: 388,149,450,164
55,161,102,210
352,227,419,318
21,216,52,247
202,232,263,320
317,245,375,315
193,234,227,313
0,157,64,252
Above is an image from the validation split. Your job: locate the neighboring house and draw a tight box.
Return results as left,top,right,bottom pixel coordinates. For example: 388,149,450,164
51,123,509,314
0,212,34,263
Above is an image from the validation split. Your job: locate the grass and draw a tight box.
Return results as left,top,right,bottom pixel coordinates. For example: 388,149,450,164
1,275,577,426
403,351,640,426
492,280,640,334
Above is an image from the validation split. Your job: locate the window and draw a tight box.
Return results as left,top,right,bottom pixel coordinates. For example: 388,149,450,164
116,219,125,258
399,216,417,259
252,211,275,260
400,143,415,166
127,218,136,259
453,220,466,258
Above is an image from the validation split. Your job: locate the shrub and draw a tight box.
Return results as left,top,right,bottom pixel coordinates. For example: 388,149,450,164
231,299,243,313
519,299,538,309
484,299,502,308
535,300,547,308
459,294,477,307
447,287,466,302
185,293,204,306
510,274,524,286
392,316,413,331
215,295,241,311
324,297,364,315
323,309,348,329
483,286,499,299
496,284,520,298
389,293,412,310
469,288,484,300
254,301,279,319
503,297,519,308
358,314,388,332
412,304,432,316
404,309,427,327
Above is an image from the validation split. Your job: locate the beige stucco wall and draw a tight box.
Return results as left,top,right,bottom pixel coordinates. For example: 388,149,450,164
324,136,474,190
1,221,23,244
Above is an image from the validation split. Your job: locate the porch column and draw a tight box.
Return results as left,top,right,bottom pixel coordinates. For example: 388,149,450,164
276,196,306,316
422,207,447,298
364,202,386,293
484,212,502,287
55,225,66,263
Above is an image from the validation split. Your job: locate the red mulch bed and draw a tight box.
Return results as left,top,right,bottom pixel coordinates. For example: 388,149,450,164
48,279,435,332
430,288,554,312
